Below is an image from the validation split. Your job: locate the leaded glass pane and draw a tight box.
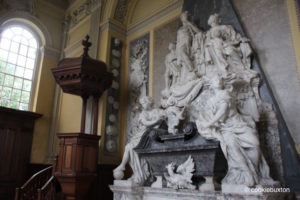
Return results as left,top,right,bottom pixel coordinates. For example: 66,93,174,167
0,73,4,84
0,50,8,61
17,55,26,67
11,89,21,101
19,45,28,56
14,77,23,89
6,64,15,75
4,75,14,87
10,41,19,53
23,80,31,91
12,35,21,43
26,58,34,69
2,87,12,99
0,99,9,107
28,48,36,59
21,91,29,103
29,39,37,49
15,66,24,77
3,64,9,74
0,61,5,72
19,103,28,110
24,69,33,80
20,37,28,46
8,52,18,64
9,100,18,109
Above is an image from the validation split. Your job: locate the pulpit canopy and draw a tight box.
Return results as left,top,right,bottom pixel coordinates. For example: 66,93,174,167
52,35,112,97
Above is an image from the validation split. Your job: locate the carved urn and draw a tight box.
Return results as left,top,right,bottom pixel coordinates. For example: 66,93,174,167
52,35,112,200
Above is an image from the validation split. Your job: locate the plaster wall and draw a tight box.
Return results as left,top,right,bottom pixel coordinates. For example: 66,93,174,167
128,0,178,26
31,55,57,163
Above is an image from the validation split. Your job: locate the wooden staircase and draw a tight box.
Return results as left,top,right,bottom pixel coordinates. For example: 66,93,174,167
14,166,61,200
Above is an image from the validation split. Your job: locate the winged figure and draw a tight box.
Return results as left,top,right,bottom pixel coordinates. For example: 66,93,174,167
164,156,196,190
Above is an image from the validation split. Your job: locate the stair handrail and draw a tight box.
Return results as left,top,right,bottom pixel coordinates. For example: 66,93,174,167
15,166,52,200
37,176,56,200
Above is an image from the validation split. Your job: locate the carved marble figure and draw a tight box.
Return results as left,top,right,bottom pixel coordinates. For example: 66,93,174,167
113,96,165,185
165,43,181,91
160,94,185,135
195,76,276,187
192,31,206,76
176,11,199,74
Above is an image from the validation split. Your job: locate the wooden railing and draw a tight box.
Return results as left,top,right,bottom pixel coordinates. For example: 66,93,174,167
37,176,56,200
15,166,54,200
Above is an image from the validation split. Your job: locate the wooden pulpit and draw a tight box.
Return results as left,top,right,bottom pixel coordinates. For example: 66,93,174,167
52,36,112,200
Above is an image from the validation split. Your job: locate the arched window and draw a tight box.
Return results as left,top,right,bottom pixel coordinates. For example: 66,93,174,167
0,25,39,110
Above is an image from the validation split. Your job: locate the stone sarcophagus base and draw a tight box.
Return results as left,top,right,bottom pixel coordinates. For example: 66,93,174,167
134,124,227,189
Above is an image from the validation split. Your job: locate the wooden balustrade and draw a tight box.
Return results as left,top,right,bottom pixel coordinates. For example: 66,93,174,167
37,176,56,200
15,166,53,200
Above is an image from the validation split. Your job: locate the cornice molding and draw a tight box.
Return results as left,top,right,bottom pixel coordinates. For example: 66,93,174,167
68,14,91,34
100,19,126,35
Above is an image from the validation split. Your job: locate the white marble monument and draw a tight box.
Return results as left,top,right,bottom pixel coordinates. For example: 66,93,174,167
111,11,284,199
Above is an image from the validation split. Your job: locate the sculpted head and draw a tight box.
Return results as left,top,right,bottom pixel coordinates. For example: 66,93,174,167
166,163,175,172
168,43,176,51
139,96,153,110
180,11,189,24
208,13,220,27
211,28,222,38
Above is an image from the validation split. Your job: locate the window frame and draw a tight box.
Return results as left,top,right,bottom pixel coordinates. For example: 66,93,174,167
0,22,43,111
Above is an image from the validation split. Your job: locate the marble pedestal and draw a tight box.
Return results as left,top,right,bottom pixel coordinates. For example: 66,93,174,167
110,180,287,200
